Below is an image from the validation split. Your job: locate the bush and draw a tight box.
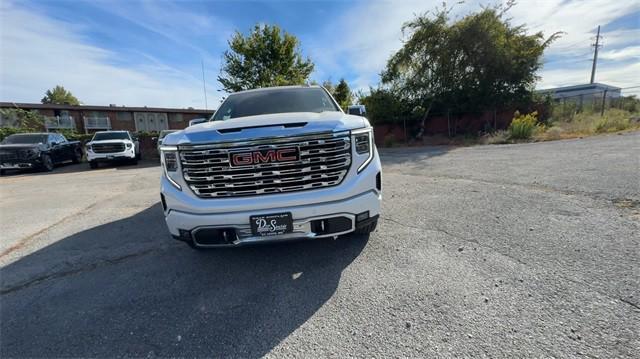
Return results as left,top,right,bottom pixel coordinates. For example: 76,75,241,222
0,127,26,142
594,116,631,133
485,130,510,144
508,111,541,140
383,134,396,147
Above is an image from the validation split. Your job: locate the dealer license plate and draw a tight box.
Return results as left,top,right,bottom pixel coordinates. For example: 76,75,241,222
250,212,293,237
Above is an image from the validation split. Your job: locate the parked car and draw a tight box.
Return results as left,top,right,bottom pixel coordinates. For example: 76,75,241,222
0,133,83,174
160,85,381,249
347,105,366,116
86,131,140,169
155,130,179,154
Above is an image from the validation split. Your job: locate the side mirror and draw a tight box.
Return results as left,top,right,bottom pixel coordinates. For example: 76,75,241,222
151,137,158,141
51,141,59,146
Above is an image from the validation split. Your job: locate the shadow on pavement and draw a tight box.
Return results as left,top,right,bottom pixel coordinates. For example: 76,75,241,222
1,203,369,357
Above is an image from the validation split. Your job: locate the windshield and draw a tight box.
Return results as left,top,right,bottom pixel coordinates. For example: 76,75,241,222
212,87,340,121
1,134,48,144
92,132,130,141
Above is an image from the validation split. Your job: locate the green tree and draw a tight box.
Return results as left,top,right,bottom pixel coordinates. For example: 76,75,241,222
382,2,561,119
333,79,352,109
41,85,80,105
360,87,421,124
0,108,45,140
321,79,335,95
218,24,315,92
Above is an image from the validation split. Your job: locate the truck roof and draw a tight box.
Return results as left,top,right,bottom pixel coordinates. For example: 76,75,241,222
232,85,322,95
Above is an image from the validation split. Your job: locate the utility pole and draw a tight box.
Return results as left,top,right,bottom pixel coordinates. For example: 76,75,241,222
590,25,602,84
600,89,608,117
201,60,208,110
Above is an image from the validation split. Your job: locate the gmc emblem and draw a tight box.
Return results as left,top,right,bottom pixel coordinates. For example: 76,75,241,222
229,147,299,167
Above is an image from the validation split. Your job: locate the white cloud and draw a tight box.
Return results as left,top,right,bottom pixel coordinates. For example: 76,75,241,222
0,1,220,108
1,0,638,106
310,0,640,93
599,46,640,61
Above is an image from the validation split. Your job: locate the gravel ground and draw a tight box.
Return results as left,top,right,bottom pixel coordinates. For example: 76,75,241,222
1,132,638,358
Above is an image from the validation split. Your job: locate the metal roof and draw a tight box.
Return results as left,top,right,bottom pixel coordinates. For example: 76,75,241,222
537,83,621,94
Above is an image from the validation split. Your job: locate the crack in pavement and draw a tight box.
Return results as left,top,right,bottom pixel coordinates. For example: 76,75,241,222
1,248,160,295
0,201,101,260
0,172,149,262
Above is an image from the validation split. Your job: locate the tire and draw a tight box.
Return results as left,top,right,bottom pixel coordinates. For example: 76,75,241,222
136,151,141,160
130,157,138,165
89,161,98,169
72,149,83,164
41,154,54,172
0,169,5,176
354,218,378,235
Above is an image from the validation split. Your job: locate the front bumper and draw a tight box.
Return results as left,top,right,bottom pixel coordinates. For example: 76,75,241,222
0,159,40,170
161,147,382,247
164,189,381,247
87,149,135,161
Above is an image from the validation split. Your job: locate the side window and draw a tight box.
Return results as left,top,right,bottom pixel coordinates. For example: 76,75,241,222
47,134,56,144
58,134,67,143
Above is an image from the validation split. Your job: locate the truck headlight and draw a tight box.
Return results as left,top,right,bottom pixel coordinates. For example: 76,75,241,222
126,143,132,149
161,146,181,190
86,144,92,151
164,152,178,172
352,128,373,173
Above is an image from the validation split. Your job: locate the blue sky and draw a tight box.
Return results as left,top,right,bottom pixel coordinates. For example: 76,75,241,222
1,0,639,108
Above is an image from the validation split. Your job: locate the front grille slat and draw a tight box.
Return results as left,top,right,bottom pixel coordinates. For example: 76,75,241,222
179,133,351,198
92,143,125,153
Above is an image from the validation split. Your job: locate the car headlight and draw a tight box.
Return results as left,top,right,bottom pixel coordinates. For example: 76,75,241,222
161,146,181,190
351,128,373,173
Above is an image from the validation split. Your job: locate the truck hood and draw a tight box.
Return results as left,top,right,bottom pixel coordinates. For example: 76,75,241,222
163,112,367,146
88,139,133,145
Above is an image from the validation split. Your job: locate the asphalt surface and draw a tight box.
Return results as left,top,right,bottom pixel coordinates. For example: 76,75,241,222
1,132,639,357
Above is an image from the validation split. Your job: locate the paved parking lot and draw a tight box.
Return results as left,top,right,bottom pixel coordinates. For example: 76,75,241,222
1,132,639,357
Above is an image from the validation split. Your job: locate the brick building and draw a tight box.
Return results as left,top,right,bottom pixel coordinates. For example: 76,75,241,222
0,102,213,133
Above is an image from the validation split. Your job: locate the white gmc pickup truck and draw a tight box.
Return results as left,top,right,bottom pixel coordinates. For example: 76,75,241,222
160,85,382,248
86,131,140,169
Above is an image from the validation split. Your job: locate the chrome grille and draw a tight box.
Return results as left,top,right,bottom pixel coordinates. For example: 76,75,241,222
179,132,352,198
92,143,125,153
0,150,29,161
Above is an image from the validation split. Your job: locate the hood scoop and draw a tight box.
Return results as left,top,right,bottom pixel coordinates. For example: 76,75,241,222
217,122,307,134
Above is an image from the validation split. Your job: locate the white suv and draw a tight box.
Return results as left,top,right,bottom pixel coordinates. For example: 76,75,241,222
160,86,382,248
86,131,140,169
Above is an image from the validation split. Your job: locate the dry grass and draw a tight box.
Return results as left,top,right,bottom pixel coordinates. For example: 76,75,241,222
535,108,640,141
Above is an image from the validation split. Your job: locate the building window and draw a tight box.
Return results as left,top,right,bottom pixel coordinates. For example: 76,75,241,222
169,113,183,123
117,112,132,121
